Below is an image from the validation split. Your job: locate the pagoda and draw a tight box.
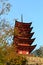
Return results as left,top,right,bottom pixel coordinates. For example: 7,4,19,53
13,20,36,55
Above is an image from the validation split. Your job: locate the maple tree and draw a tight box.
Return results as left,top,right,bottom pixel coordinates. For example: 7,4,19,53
0,0,27,65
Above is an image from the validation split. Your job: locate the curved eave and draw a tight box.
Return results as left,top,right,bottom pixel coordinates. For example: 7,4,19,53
14,27,33,36
22,27,33,33
15,20,32,27
14,32,34,39
14,36,35,45
17,45,37,53
29,32,34,38
29,45,37,53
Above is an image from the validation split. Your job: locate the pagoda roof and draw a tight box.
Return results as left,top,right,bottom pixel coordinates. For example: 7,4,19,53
17,45,36,53
14,36,35,45
15,21,32,28
16,32,34,39
14,20,37,54
15,27,33,34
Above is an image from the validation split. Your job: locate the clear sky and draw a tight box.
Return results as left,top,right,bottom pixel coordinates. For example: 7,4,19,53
4,0,43,50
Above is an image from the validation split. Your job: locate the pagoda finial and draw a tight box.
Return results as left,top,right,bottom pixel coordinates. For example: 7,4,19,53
21,14,23,22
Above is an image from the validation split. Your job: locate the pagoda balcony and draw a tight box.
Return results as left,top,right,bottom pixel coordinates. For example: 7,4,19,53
18,43,30,46
14,37,35,45
17,45,36,53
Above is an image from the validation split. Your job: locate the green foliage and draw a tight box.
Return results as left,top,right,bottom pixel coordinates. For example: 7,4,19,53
0,1,27,64
33,47,43,57
0,44,27,65
0,20,27,65
5,54,27,65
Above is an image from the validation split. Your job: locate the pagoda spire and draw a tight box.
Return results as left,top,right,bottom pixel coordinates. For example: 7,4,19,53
21,14,23,22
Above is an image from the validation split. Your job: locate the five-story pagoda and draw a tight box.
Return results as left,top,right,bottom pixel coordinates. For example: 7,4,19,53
13,20,36,55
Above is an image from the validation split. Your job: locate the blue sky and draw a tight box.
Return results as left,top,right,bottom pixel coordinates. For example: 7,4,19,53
3,0,43,49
